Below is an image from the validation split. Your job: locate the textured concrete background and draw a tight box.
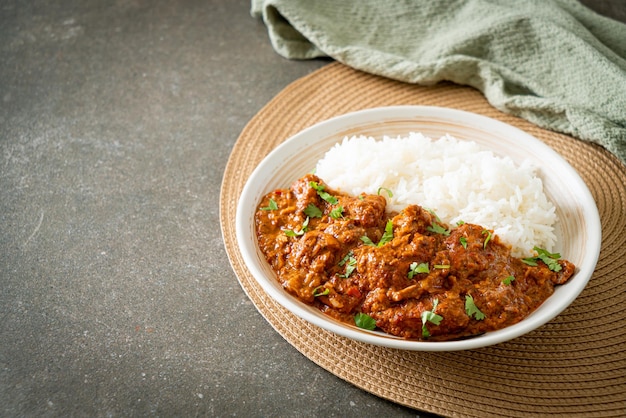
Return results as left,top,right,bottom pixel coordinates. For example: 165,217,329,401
1,1,623,417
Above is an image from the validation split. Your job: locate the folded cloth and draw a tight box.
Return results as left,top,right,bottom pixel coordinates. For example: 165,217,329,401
252,0,626,165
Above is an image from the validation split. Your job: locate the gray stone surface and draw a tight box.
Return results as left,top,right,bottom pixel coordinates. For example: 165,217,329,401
1,1,623,417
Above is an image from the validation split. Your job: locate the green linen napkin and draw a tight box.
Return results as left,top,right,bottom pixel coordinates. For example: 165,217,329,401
252,0,626,165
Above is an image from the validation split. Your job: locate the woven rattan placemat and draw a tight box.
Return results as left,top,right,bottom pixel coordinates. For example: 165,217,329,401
220,62,626,417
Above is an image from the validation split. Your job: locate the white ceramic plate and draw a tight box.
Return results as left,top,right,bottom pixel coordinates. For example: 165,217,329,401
235,106,601,351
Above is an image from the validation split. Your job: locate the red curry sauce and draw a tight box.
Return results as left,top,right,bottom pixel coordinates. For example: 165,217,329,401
255,174,575,341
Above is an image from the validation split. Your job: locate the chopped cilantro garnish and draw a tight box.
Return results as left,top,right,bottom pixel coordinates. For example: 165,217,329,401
304,204,323,218
465,294,486,320
330,206,344,219
360,236,376,246
460,237,468,249
361,220,393,247
379,220,393,245
312,286,329,297
522,246,562,272
421,299,443,338
338,251,357,278
377,187,393,198
425,208,442,223
503,275,515,285
426,222,450,236
338,251,353,266
456,220,465,226
260,198,278,211
339,257,357,278
354,312,376,330
482,229,492,249
284,217,310,237
309,181,338,205
408,262,429,279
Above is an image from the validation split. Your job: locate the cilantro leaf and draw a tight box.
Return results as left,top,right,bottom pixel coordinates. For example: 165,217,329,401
421,299,443,338
260,198,278,211
330,206,344,219
521,258,538,267
339,258,356,279
354,313,376,330
304,204,323,218
482,229,492,249
338,251,353,266
360,220,394,247
503,275,515,285
312,286,329,297
378,220,394,246
309,181,338,205
338,251,357,277
377,187,393,198
465,294,486,320
426,222,450,236
425,208,442,223
535,247,562,272
360,236,376,246
535,246,561,259
284,217,310,237
408,262,429,279
460,236,468,249
522,246,562,272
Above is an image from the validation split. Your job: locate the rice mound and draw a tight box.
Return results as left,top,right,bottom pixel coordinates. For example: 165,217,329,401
315,133,557,257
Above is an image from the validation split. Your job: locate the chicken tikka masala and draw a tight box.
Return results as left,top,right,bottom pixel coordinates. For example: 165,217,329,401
255,174,575,341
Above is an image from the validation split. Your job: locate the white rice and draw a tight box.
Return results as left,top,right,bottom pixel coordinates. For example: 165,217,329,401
315,133,557,257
